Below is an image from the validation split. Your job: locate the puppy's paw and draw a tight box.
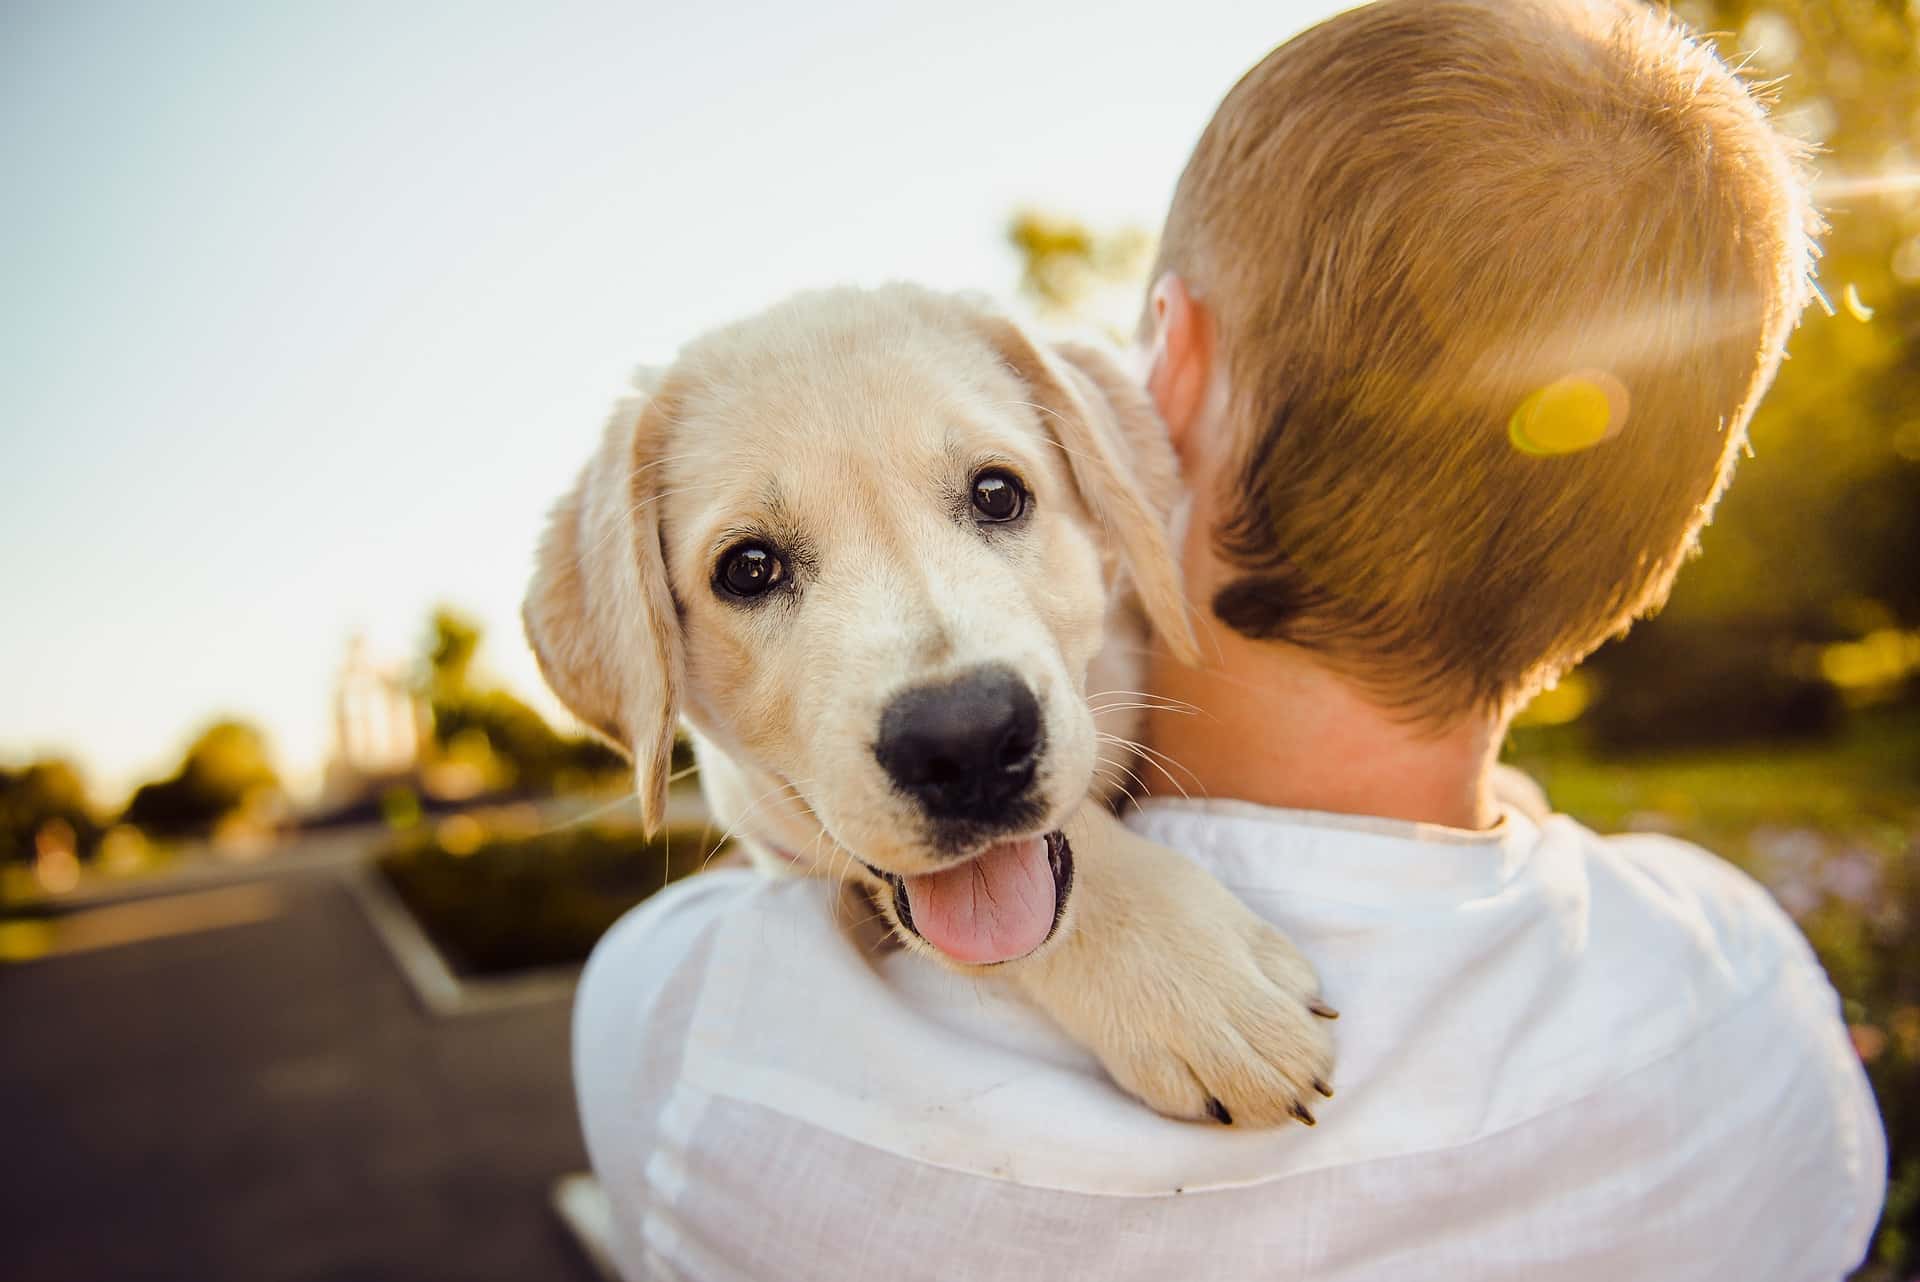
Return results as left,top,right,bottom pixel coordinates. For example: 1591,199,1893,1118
1009,808,1339,1128
1096,919,1337,1127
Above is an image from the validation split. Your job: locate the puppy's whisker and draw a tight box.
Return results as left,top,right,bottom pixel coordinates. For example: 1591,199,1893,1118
1101,729,1199,781
1098,732,1201,801
1041,438,1104,471
1087,687,1203,715
806,846,844,879
1093,749,1155,801
706,775,825,875
1135,751,1199,802
614,481,712,517
697,774,809,873
1087,692,1194,709
619,480,728,519
798,826,851,879
527,788,643,837
1133,758,1191,801
520,758,701,841
627,451,702,480
843,903,899,942
581,481,724,560
1034,434,1127,535
989,398,1069,427
1087,701,1199,720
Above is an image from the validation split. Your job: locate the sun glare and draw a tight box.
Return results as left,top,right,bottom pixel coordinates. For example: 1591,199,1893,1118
1814,170,1920,201
1508,371,1630,457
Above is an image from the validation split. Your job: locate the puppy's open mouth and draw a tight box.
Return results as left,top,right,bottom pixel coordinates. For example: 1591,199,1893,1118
864,831,1072,966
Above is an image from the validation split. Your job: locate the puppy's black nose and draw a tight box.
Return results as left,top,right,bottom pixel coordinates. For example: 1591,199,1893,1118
874,664,1042,820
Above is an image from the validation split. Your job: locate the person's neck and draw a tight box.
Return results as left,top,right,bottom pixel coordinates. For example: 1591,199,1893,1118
1139,626,1504,831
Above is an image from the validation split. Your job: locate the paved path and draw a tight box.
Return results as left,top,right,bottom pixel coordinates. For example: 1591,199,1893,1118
1,870,596,1282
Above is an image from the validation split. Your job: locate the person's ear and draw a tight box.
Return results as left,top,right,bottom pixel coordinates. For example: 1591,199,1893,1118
1143,273,1215,465
522,381,685,834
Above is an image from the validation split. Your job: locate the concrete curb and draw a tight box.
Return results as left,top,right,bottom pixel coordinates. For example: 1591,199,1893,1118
344,864,580,1017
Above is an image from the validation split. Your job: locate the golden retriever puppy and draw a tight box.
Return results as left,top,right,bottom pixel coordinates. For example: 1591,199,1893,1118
525,284,1336,1125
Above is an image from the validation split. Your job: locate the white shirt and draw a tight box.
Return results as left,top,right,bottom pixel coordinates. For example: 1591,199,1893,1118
573,800,1885,1281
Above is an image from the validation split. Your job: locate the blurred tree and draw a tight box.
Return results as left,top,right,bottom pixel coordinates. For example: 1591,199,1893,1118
1584,0,1920,743
1673,0,1918,621
1008,209,1154,338
0,758,99,863
418,607,626,795
426,607,482,704
121,721,282,839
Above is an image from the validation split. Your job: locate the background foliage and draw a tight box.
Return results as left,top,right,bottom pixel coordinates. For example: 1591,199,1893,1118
1588,0,1920,748
418,607,628,798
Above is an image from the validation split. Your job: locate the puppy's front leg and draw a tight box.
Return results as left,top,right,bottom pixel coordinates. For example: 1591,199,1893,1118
1006,804,1338,1127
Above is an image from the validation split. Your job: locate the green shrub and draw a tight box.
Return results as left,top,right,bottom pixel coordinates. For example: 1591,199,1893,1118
377,821,723,975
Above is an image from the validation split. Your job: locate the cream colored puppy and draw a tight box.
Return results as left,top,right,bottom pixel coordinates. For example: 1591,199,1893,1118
525,284,1336,1126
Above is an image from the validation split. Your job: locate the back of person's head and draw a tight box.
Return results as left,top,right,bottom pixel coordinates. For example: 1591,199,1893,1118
1151,0,1816,718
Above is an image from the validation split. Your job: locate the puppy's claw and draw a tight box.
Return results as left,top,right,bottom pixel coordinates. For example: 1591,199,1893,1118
1206,1097,1233,1126
1308,999,1340,1020
1289,1102,1317,1126
1313,1077,1335,1099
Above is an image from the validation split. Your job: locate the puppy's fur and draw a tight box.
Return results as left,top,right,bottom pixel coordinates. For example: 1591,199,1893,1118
526,285,1334,1125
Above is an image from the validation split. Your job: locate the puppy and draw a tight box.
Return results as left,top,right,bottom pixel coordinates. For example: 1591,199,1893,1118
525,284,1335,1125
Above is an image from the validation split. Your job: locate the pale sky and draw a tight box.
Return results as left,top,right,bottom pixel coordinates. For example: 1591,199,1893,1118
1,0,1343,803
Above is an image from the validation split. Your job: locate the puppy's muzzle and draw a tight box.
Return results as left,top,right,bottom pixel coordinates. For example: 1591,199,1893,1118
873,663,1043,822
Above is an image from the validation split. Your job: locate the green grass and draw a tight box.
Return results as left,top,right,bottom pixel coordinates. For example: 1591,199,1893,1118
1508,708,1917,844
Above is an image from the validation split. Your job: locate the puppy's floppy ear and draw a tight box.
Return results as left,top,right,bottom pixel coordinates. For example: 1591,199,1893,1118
523,387,684,833
974,314,1201,665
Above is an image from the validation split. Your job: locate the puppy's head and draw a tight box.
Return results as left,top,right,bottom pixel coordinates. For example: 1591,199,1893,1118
525,286,1194,962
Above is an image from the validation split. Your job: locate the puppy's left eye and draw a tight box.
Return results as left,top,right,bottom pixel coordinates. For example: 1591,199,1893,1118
716,541,786,599
970,469,1027,523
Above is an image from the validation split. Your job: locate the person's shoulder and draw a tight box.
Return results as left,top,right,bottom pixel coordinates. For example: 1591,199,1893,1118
1561,817,1821,983
1540,814,1866,1108
581,867,744,991
572,869,857,1173
1556,817,1887,1268
573,867,853,1092
579,867,840,1014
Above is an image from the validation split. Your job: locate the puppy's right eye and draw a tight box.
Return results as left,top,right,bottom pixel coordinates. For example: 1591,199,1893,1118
716,542,786,599
970,468,1027,523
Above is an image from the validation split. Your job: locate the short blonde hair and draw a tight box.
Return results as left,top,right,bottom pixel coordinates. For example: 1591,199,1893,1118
1152,0,1816,716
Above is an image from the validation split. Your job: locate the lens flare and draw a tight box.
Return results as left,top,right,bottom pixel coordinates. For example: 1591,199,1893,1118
1813,171,1920,201
1508,371,1629,457
1842,284,1874,323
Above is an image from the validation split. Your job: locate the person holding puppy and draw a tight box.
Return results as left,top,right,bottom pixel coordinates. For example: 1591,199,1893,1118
573,1,1885,1277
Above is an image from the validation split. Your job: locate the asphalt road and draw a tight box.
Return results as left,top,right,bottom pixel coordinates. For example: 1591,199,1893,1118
0,871,597,1282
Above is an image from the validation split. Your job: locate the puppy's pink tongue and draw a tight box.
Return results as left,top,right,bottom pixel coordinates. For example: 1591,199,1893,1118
902,835,1054,965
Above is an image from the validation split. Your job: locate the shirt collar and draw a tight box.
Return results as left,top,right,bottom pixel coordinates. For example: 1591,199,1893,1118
1126,796,1539,906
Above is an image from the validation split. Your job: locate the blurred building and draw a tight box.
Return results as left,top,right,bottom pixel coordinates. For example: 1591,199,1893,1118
323,635,427,805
